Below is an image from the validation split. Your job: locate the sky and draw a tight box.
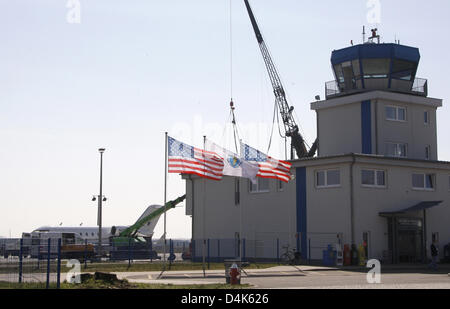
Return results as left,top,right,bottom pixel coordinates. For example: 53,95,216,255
1,0,449,239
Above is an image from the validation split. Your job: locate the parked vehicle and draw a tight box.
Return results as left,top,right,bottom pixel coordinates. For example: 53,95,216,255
22,232,95,261
110,195,185,261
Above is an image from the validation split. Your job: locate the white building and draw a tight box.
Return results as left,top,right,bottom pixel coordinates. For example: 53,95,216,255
182,42,449,264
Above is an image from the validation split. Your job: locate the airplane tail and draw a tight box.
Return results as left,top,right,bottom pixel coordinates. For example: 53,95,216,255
134,205,163,237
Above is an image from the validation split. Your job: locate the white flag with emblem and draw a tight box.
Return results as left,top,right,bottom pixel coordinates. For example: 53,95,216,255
205,139,258,184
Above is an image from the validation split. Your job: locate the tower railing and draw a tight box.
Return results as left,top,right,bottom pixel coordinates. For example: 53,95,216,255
325,77,428,99
411,78,428,96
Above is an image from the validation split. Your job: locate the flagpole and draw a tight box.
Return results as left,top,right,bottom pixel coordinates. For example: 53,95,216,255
202,135,207,278
239,139,243,263
159,132,168,279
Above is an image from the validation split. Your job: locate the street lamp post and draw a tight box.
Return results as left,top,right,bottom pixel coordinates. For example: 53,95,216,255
97,148,106,256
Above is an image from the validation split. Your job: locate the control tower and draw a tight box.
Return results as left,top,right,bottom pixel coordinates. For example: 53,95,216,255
311,33,442,160
326,42,427,99
183,30,449,265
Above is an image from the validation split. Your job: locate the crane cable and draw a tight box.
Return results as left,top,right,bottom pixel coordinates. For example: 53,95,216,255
229,0,240,155
284,89,312,150
229,0,233,101
267,100,284,153
231,105,241,154
222,0,241,155
266,103,277,154
267,98,289,155
221,110,232,146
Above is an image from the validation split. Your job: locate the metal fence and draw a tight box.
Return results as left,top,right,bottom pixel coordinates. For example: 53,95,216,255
0,237,189,288
325,77,428,99
191,237,299,263
0,238,62,288
325,80,342,98
191,234,343,264
411,77,428,96
108,239,188,265
307,233,344,263
0,234,345,288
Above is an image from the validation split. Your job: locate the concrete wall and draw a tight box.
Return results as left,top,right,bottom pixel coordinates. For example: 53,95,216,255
185,175,297,260
352,159,450,261
375,99,438,160
184,155,450,263
316,102,362,157
305,162,352,260
300,156,450,261
312,91,442,160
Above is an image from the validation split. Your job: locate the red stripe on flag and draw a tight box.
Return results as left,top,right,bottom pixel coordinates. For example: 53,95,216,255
169,170,222,181
169,158,224,172
168,164,223,177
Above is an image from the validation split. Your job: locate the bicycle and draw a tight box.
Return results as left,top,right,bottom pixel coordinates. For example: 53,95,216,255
280,245,301,265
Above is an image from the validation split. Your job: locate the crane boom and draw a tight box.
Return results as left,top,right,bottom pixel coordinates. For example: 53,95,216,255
118,195,186,238
243,0,317,159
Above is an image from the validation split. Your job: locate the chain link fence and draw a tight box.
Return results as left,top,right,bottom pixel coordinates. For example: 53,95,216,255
191,236,303,264
307,233,344,264
190,233,343,265
0,238,62,288
0,233,345,288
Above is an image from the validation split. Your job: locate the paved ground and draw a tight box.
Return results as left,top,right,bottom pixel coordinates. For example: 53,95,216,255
118,265,450,289
1,264,449,289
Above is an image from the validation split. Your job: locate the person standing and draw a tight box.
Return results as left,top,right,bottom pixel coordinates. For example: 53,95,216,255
429,241,439,270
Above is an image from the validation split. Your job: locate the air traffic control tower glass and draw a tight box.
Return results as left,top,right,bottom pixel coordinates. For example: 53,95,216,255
325,43,428,99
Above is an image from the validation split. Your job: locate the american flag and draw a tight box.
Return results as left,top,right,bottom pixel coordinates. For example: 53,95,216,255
242,143,292,183
168,136,224,181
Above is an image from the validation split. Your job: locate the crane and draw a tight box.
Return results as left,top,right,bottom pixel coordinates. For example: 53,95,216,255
243,0,317,159
111,194,186,246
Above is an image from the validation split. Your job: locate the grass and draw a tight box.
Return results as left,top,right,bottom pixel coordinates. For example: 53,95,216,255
0,261,273,289
0,261,279,274
60,261,279,273
0,279,251,290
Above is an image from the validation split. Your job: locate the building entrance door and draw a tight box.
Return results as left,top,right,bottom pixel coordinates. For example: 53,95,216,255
396,218,423,263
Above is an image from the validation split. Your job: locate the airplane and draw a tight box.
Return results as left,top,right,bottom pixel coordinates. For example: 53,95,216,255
23,204,165,245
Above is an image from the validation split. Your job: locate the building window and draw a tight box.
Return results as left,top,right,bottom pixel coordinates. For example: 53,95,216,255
412,173,435,190
316,169,341,188
334,64,344,83
362,58,390,79
361,169,386,187
425,146,431,160
385,106,406,121
385,142,407,158
277,180,285,192
424,111,430,125
249,178,270,193
235,178,240,205
391,59,416,81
